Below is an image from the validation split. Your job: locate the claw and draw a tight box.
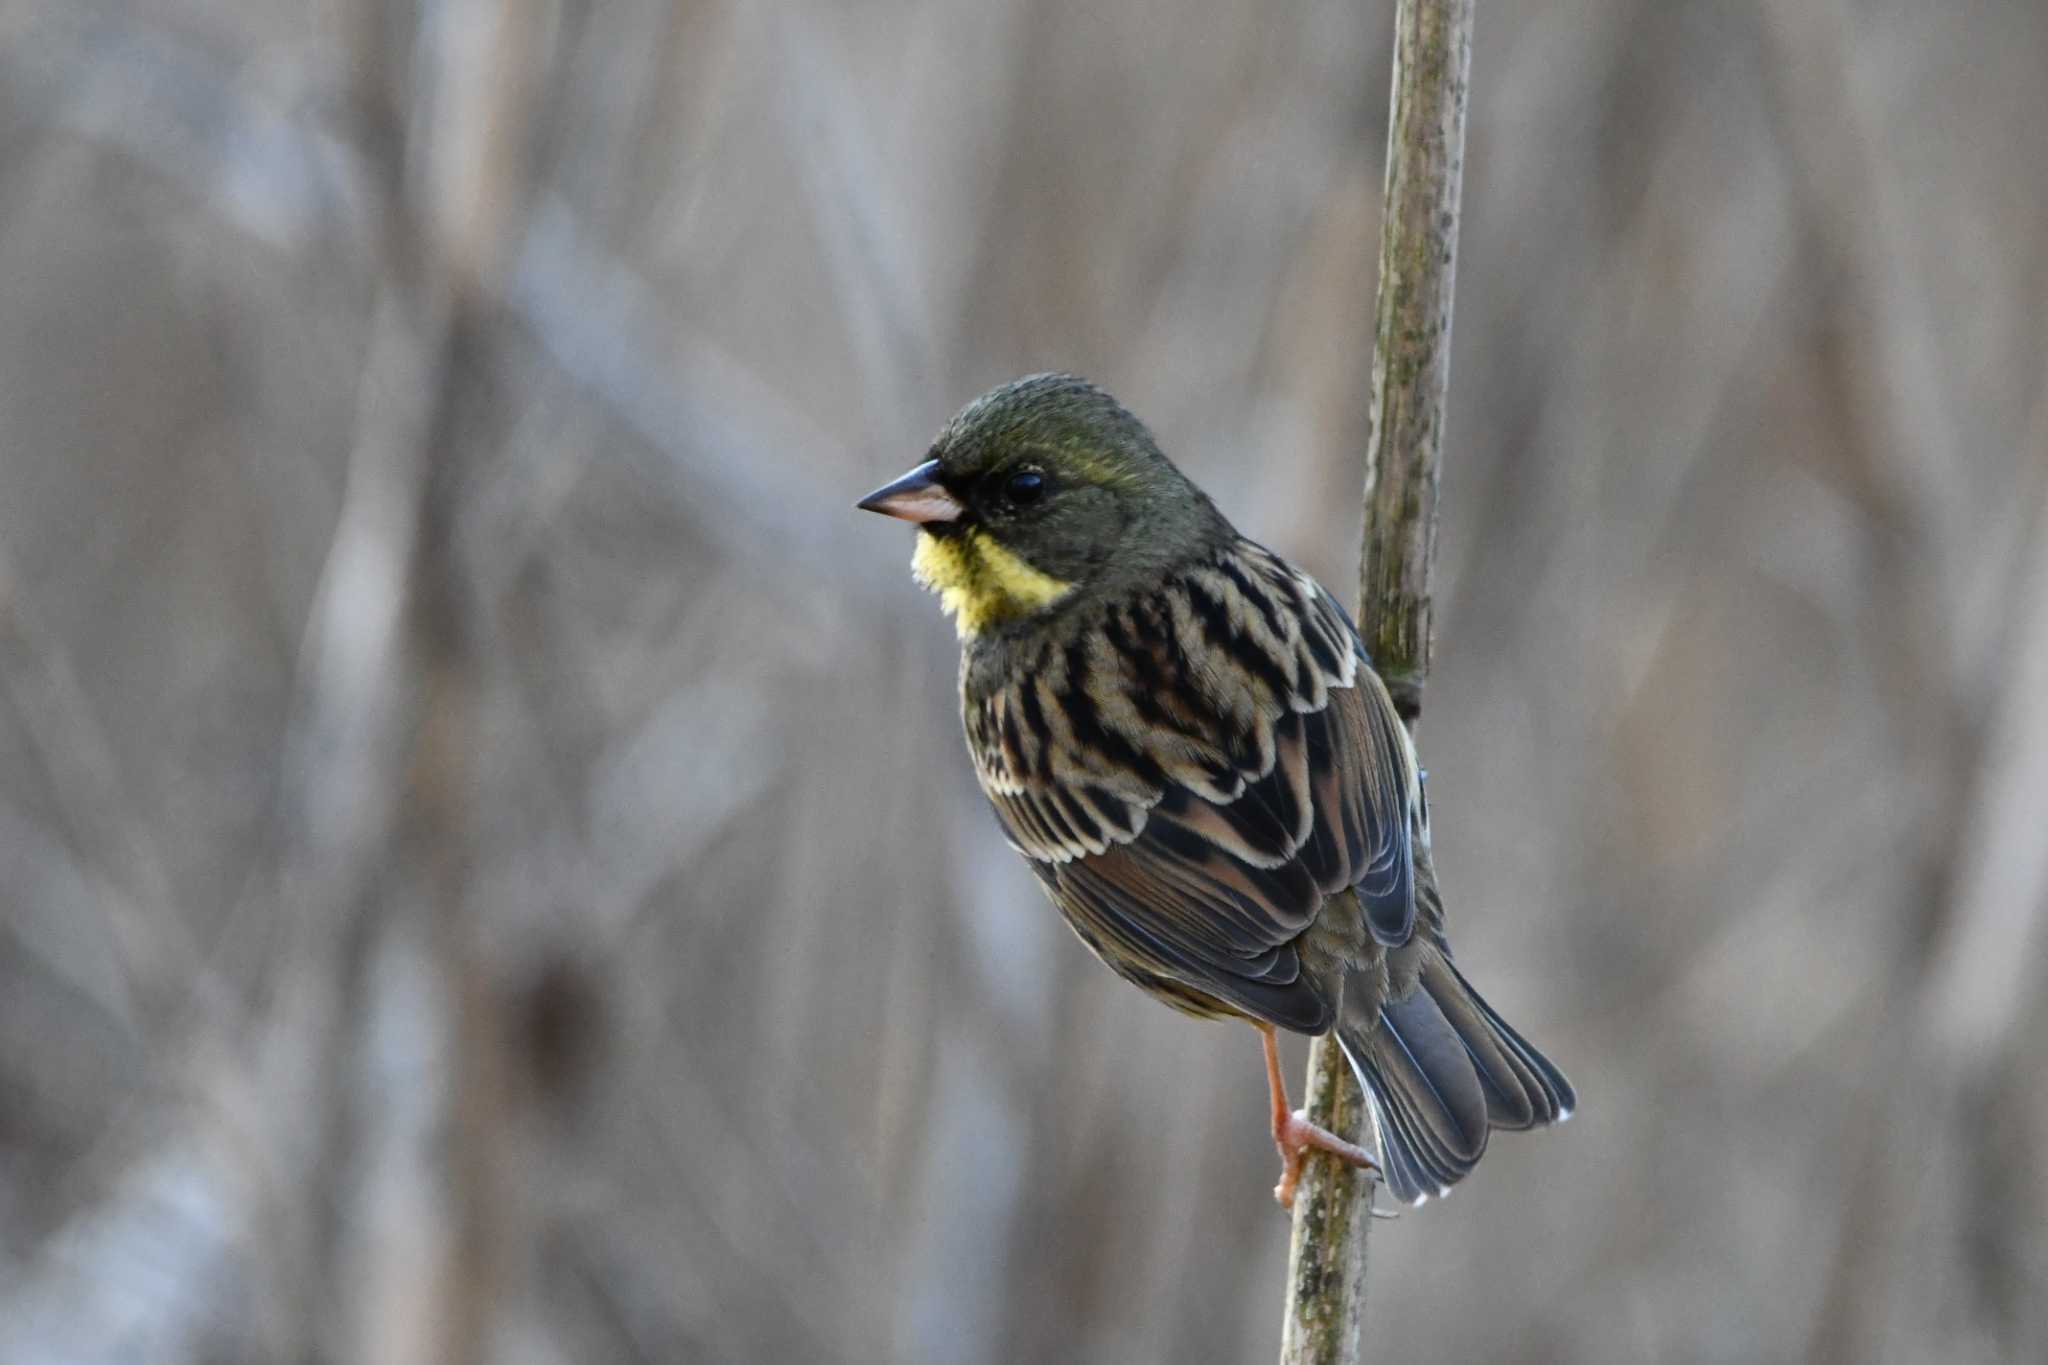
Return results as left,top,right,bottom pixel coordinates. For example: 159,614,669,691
1271,1106,1381,1208
1258,1025,1382,1209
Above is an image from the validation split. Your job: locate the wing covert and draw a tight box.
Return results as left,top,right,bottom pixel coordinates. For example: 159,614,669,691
963,539,1423,1021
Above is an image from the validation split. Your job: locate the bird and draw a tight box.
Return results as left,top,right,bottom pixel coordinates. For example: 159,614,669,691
856,373,1574,1207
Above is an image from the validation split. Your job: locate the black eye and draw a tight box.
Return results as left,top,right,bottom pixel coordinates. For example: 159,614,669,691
1005,470,1046,505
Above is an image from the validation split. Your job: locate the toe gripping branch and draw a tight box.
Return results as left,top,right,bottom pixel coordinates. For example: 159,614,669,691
1258,1024,1383,1210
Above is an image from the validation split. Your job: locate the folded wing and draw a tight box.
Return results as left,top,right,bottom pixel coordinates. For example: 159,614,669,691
965,539,1423,1028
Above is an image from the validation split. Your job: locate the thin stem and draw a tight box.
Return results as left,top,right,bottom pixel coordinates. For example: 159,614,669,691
1278,1,1474,1361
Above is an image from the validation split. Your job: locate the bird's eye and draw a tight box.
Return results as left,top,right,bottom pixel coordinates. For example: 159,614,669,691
1005,470,1046,505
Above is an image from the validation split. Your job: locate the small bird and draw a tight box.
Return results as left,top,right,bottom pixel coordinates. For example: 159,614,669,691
858,374,1573,1207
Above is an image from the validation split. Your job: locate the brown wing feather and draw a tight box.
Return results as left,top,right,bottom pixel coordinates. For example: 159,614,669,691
963,538,1423,1029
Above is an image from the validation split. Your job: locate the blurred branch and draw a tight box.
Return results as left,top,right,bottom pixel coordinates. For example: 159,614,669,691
0,540,213,1022
774,9,938,417
266,2,552,1360
1923,458,2048,1061
508,201,876,591
1751,6,2018,1357
1280,1,1472,1361
0,8,872,602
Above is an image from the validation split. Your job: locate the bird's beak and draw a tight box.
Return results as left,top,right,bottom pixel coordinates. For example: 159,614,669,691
856,459,964,524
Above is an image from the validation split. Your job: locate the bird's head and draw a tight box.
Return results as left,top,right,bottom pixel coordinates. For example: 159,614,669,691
857,374,1227,638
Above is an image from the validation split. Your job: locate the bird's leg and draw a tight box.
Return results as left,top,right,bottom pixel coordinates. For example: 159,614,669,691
1257,1022,1381,1209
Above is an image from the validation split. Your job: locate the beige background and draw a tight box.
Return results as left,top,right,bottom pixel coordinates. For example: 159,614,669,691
1,0,2045,1361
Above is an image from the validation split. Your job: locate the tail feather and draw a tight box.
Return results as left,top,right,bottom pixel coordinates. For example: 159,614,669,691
1434,957,1577,1127
1337,954,1574,1204
1344,1048,1440,1203
1338,986,1489,1203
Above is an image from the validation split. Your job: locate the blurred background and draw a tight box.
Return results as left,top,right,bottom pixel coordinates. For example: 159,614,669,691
2,0,2045,1361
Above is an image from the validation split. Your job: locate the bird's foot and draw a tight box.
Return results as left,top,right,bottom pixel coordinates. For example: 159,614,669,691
1271,1108,1381,1209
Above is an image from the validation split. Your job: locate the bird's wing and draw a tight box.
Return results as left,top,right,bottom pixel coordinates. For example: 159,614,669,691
965,539,1420,1030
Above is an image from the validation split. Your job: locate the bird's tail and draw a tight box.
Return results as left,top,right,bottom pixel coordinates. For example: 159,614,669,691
1334,950,1575,1205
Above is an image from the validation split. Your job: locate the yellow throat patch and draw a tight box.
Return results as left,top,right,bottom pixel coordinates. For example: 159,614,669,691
911,527,1075,638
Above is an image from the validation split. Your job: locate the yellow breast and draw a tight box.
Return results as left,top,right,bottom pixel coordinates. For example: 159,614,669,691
911,527,1075,638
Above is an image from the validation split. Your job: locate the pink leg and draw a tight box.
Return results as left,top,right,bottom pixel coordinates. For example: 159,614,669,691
1259,1023,1381,1209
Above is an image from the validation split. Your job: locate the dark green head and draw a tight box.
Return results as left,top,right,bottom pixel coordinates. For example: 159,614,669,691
857,375,1229,635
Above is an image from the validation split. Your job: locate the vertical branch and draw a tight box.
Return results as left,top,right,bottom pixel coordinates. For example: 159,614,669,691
1356,0,1471,725
400,1,552,1354
282,3,549,1362
1279,1,1473,1361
